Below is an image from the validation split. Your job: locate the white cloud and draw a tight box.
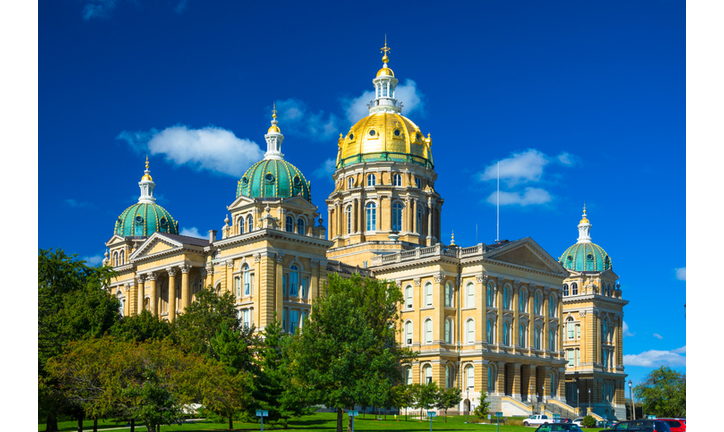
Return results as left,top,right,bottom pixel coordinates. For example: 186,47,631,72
675,267,686,281
117,125,264,177
65,199,95,209
485,187,552,206
623,321,634,337
479,149,550,186
180,227,204,238
82,0,118,20
624,348,686,367
83,254,104,266
342,79,426,125
653,333,663,340
313,158,336,180
275,99,340,140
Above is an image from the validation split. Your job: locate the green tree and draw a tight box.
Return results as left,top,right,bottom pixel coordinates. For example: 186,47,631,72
172,286,239,356
110,309,173,343
38,248,121,431
391,385,415,420
472,391,491,419
435,386,462,422
289,274,416,432
413,382,439,419
582,415,597,428
252,315,313,428
634,366,686,418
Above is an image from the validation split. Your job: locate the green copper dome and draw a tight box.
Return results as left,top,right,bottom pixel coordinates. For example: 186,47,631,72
236,158,311,201
559,242,612,272
115,202,179,237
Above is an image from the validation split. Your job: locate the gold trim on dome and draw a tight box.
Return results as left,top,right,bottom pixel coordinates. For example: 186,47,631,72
338,112,432,163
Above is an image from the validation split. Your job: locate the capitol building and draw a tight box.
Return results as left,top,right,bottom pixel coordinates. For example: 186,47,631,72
102,42,628,420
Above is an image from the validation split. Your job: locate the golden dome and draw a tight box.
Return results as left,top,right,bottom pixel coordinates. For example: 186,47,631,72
268,124,281,133
376,66,394,77
267,103,281,133
141,157,153,181
579,206,589,224
336,112,433,168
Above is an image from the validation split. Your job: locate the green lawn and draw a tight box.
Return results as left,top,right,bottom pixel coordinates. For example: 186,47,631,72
39,412,609,432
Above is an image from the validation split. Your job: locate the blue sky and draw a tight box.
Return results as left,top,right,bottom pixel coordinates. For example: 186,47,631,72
34,1,687,390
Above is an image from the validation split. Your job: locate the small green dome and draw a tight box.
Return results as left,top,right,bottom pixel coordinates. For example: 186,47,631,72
115,202,179,237
559,242,612,272
236,158,311,201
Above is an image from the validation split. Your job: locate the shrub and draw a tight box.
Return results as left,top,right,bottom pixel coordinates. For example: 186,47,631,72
582,415,597,428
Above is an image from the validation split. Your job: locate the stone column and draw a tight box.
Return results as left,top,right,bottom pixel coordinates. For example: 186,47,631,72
147,272,157,316
128,280,137,316
433,274,444,342
310,259,320,303
275,253,284,316
477,273,488,346
544,287,550,352
528,365,537,402
496,361,506,396
427,198,434,245
512,362,522,399
593,311,600,365
136,275,145,315
167,267,177,321
528,284,536,350
580,311,587,365
180,264,190,310
557,367,566,400
254,253,262,327
513,281,520,347
559,294,564,356
225,260,234,295
480,360,490,394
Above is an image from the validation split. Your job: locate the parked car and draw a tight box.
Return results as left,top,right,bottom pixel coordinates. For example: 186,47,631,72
600,420,672,432
534,424,584,432
656,418,685,432
524,415,553,427
572,418,585,427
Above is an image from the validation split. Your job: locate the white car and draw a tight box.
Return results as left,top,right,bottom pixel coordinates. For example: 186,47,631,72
524,415,553,427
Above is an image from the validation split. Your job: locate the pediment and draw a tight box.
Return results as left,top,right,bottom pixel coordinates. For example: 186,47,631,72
105,234,126,247
283,195,318,210
485,237,568,276
227,195,256,211
130,232,183,261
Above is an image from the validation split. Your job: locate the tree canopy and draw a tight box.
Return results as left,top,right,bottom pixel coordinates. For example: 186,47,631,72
634,366,686,418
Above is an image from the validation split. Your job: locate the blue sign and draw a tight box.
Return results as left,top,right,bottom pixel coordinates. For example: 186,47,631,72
256,410,268,417
427,411,436,417
349,410,359,417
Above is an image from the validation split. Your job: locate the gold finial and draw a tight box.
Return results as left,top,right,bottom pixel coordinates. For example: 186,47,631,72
451,230,456,245
580,204,590,224
145,155,149,170
381,35,390,64
141,156,153,181
272,102,277,119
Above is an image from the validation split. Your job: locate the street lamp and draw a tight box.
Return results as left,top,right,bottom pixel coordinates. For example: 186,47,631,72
588,389,591,411
629,380,635,420
576,389,580,413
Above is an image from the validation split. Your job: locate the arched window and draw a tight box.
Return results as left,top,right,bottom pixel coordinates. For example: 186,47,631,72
404,321,413,345
301,277,308,299
289,309,299,335
366,202,376,231
466,282,475,308
235,276,241,298
571,283,578,295
487,365,495,391
446,365,453,389
424,282,433,307
415,177,422,189
247,215,253,233
416,206,423,234
423,364,432,384
567,317,575,340
119,250,124,265
534,291,540,314
466,365,475,390
367,174,376,186
405,367,412,385
348,177,354,189
602,317,609,343
392,202,403,231
113,252,119,267
519,324,526,348
286,215,294,232
563,283,569,296
549,294,557,317
487,319,494,344
466,318,475,343
503,322,510,346
346,206,352,234
444,318,453,344
519,289,527,312
503,285,510,310
486,282,494,307
405,285,413,309
535,325,542,350
424,318,433,344
239,217,245,235
393,173,402,186
444,281,453,307
243,264,251,296
550,371,557,397
289,265,299,297
296,217,305,235
549,328,556,350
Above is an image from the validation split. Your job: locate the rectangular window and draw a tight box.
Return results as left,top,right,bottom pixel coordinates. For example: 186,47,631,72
301,277,308,299
576,324,581,339
568,322,574,339
425,284,433,306
576,348,580,366
290,310,299,335
466,284,475,308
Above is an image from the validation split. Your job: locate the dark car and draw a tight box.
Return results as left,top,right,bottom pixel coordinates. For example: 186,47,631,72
534,424,583,432
600,420,671,432
656,418,685,432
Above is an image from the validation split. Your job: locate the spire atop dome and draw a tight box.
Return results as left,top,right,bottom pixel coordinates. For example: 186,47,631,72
138,157,156,204
264,104,284,160
577,205,592,243
370,37,401,115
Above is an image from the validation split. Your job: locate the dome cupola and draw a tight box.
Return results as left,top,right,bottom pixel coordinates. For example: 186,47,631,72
559,206,612,272
114,158,179,237
336,39,433,169
236,109,312,201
